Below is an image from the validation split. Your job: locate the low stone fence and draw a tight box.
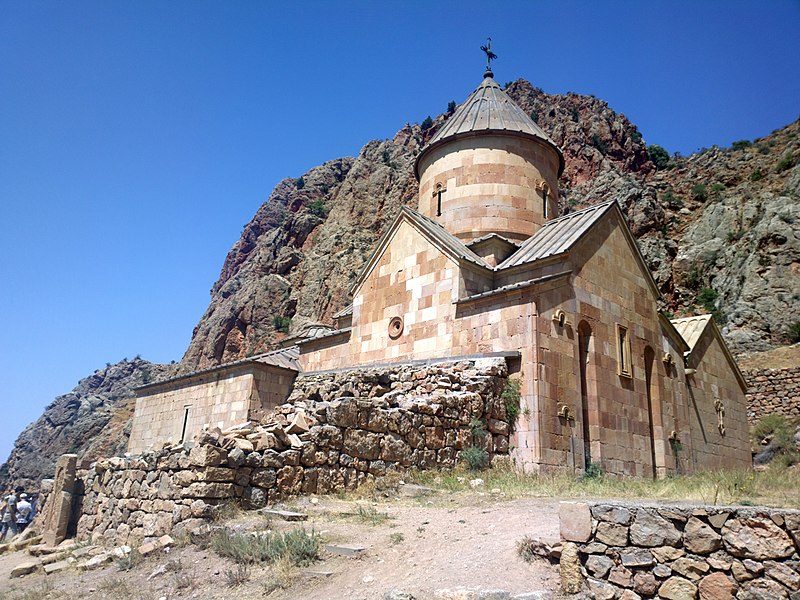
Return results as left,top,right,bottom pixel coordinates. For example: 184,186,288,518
64,357,511,547
559,501,800,599
745,366,800,423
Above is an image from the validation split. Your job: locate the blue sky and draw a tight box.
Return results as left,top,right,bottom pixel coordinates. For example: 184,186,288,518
1,1,798,463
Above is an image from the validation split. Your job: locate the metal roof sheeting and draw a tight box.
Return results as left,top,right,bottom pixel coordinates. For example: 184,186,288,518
136,346,301,393
253,345,301,371
428,77,559,150
332,304,353,319
497,201,616,270
416,76,564,177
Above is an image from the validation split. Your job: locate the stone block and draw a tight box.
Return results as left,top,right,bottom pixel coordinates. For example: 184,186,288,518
672,557,710,581
698,572,736,600
684,517,722,554
188,445,227,467
43,558,74,575
325,544,365,556
722,515,794,560
41,454,78,547
182,482,236,499
559,502,592,543
659,576,697,600
586,578,616,600
586,554,614,578
620,548,654,567
609,565,633,588
629,509,681,547
595,522,628,546
195,467,237,482
10,560,41,578
592,505,632,525
633,572,658,596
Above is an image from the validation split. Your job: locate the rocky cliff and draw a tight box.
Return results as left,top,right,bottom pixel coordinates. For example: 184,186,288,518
182,80,800,368
0,358,177,491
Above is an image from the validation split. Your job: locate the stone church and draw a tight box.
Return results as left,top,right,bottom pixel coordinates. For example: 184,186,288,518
129,69,751,477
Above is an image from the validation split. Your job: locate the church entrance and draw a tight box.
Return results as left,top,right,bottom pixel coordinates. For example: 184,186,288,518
578,321,594,471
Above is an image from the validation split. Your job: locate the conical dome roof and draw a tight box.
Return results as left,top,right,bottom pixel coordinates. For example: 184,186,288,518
415,76,565,179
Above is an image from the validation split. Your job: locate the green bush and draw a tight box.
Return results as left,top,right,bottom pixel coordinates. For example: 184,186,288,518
211,528,320,566
647,145,670,170
631,130,642,143
294,177,305,189
583,462,603,480
731,140,752,151
570,108,580,123
788,321,800,343
421,116,433,130
697,287,718,309
776,154,795,173
530,111,539,124
273,315,291,334
501,379,521,425
662,189,682,209
750,169,764,181
753,414,794,449
462,446,490,471
686,268,702,290
447,101,456,114
591,134,608,154
308,199,328,218
691,183,708,202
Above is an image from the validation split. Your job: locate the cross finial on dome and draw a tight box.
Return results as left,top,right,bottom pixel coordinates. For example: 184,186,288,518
480,37,497,78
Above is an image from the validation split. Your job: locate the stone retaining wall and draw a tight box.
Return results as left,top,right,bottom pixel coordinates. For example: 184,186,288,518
559,501,800,599
745,366,800,424
70,357,512,547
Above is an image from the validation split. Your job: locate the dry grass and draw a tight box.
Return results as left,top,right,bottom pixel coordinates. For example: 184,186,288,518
738,343,800,370
406,463,800,508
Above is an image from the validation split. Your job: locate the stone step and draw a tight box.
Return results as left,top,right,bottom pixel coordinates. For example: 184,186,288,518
325,543,366,556
261,509,308,521
9,560,41,578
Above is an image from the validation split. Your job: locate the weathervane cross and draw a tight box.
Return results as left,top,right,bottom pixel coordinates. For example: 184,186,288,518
480,37,497,76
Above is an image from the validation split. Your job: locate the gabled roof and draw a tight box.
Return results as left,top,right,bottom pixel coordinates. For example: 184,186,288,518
671,314,748,391
136,346,300,393
497,201,616,269
348,206,491,295
496,200,662,302
415,76,565,178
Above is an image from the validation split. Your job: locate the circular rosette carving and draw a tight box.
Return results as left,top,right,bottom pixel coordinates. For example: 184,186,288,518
388,316,404,339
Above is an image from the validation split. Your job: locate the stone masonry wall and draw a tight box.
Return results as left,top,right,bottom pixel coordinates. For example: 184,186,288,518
73,357,512,547
745,366,800,424
559,501,800,599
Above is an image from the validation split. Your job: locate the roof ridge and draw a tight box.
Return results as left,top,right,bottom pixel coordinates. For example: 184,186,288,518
541,200,616,228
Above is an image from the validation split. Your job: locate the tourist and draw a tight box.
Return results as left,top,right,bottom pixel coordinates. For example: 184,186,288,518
15,493,32,533
0,488,18,542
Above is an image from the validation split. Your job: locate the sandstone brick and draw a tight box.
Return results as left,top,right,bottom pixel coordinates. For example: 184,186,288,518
559,502,592,543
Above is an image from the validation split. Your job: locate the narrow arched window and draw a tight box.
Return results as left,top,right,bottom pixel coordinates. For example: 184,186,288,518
435,183,445,216
538,181,550,220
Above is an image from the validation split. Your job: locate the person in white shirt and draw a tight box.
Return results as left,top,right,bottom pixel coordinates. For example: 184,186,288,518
15,494,32,533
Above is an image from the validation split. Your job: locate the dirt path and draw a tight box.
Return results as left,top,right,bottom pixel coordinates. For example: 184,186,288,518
0,492,562,600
